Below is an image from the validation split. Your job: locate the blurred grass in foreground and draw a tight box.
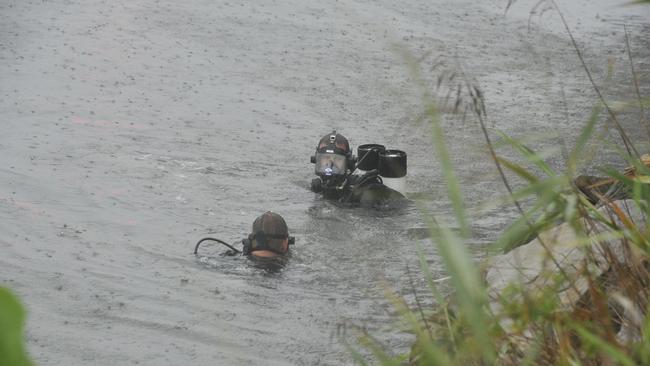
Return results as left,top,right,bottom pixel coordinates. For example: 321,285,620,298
352,1,649,363
0,287,33,366
352,74,649,365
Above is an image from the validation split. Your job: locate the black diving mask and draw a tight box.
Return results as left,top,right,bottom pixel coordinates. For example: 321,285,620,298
242,232,295,255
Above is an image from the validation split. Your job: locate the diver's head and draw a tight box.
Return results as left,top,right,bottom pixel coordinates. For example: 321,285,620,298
310,131,355,185
244,211,293,258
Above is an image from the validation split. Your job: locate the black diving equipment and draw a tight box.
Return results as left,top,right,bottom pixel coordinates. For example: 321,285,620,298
309,131,409,199
356,144,385,172
378,149,407,196
310,131,356,181
378,149,407,178
194,237,242,255
194,234,295,256
195,212,294,257
242,232,295,255
310,142,385,194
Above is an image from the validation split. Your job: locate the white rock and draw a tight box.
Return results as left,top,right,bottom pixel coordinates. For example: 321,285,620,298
485,199,647,333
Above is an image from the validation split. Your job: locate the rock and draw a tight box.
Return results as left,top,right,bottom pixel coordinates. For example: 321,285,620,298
574,154,650,205
485,199,648,340
574,175,630,205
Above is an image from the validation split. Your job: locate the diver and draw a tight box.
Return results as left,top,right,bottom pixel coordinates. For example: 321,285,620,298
194,211,295,259
309,131,407,208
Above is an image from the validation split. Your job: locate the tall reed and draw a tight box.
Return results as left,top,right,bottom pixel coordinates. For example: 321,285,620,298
352,1,649,364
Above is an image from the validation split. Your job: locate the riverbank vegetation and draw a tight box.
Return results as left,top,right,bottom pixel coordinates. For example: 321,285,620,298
0,287,33,366
352,1,649,365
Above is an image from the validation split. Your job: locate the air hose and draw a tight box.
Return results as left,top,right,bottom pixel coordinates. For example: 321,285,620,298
194,237,242,255
335,147,381,192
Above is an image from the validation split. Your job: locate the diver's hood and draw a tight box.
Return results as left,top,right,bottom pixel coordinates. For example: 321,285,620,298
243,211,295,255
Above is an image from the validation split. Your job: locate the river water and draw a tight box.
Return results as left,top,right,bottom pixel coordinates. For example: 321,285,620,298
1,0,648,365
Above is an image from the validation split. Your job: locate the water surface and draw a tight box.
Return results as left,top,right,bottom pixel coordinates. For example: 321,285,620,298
1,0,648,364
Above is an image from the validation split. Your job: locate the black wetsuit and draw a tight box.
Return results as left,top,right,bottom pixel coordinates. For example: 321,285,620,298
314,170,406,208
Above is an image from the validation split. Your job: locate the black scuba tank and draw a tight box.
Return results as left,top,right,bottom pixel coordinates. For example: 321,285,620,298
356,144,385,172
378,149,407,196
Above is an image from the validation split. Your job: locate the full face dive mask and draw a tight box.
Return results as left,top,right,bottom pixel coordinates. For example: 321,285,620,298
310,132,356,181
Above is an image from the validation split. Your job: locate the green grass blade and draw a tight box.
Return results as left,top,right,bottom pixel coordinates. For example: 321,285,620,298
639,303,650,364
568,93,604,174
426,216,495,362
342,341,371,366
521,332,545,366
609,96,650,112
427,106,469,237
572,324,637,366
383,284,454,366
496,131,556,177
496,156,540,183
401,48,469,238
507,176,566,202
360,337,402,366
0,288,34,366
416,243,456,351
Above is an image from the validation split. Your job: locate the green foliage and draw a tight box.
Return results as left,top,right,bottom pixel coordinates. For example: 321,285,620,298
0,288,33,366
353,97,650,365
356,110,649,365
353,23,649,366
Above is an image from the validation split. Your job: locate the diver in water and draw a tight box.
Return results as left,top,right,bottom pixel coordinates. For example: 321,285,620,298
309,131,407,208
245,211,293,258
194,211,294,259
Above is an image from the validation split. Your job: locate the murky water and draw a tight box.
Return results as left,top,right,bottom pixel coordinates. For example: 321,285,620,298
1,0,648,364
